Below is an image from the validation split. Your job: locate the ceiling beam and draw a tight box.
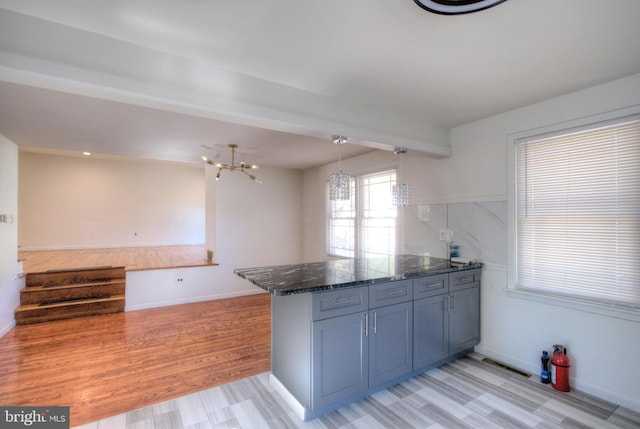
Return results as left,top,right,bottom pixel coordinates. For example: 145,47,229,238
0,9,451,158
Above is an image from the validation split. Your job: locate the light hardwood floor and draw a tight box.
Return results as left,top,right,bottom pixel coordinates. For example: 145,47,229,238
18,245,215,273
0,294,271,427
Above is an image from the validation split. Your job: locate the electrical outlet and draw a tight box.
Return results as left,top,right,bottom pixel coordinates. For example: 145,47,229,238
175,271,185,285
439,229,454,243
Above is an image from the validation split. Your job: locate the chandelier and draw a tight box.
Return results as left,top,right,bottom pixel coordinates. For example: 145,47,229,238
329,135,352,200
202,144,262,184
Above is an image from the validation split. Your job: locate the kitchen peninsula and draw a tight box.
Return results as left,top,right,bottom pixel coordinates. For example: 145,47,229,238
235,255,482,421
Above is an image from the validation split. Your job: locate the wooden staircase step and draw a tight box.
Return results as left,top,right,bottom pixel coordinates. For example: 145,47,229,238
15,295,125,325
17,265,126,324
26,266,125,287
19,279,126,305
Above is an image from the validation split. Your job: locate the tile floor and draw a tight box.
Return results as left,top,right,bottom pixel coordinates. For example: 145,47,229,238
74,354,640,429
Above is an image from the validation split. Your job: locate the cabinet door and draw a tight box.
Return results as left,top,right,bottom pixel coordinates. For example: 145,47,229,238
312,312,368,409
413,294,449,369
449,286,480,354
369,302,413,386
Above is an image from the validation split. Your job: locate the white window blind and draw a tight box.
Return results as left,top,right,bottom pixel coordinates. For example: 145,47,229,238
515,116,640,306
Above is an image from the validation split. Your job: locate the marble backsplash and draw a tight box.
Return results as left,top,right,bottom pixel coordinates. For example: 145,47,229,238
403,200,507,266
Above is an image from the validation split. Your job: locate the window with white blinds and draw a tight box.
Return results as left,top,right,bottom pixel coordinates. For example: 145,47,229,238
514,115,640,307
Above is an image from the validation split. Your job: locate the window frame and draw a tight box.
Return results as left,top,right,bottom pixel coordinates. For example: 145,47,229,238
507,106,640,322
327,168,399,260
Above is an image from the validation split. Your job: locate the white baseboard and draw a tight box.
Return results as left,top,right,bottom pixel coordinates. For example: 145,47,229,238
124,289,266,312
18,242,205,252
0,319,16,339
475,345,640,413
269,373,306,421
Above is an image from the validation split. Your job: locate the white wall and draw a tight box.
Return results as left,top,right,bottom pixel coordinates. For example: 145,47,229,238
0,134,23,337
126,166,303,311
18,152,205,249
207,166,304,296
457,74,640,412
302,73,640,411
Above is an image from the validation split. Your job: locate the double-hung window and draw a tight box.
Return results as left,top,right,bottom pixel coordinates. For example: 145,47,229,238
513,115,640,307
328,170,398,259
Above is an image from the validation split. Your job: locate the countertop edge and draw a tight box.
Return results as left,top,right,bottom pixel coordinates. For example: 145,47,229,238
235,261,482,296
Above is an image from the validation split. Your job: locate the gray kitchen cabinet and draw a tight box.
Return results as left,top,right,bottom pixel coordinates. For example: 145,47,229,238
414,273,448,299
413,269,481,368
265,263,481,421
311,311,368,409
448,269,481,354
312,282,413,408
368,301,413,386
413,293,449,368
449,285,480,354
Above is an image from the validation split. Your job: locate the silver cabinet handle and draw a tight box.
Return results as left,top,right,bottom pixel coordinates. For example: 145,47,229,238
457,275,474,284
451,294,455,311
364,313,368,337
373,311,377,334
385,289,404,296
333,297,354,306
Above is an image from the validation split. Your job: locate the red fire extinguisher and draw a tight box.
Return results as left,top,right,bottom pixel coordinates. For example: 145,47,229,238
551,344,570,392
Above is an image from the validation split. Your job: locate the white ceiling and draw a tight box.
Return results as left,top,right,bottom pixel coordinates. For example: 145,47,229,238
0,81,372,169
1,0,639,168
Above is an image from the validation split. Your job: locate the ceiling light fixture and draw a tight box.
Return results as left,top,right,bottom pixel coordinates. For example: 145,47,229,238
414,0,507,15
329,135,352,201
202,144,262,184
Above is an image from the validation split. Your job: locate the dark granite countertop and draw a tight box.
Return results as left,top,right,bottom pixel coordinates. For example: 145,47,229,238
234,255,482,296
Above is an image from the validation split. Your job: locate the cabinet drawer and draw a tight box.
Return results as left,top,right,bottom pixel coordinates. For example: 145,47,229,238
413,274,449,299
449,269,481,291
369,280,413,308
312,287,368,321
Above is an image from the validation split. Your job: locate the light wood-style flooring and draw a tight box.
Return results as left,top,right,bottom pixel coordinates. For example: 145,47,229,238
3,292,639,428
76,354,640,429
0,294,271,427
6,247,640,428
18,245,215,273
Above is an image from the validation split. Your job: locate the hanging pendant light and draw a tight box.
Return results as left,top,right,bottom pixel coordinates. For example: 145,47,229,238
329,135,352,200
392,146,410,207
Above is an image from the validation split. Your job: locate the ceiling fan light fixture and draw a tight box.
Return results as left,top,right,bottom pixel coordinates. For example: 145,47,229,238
414,0,507,15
